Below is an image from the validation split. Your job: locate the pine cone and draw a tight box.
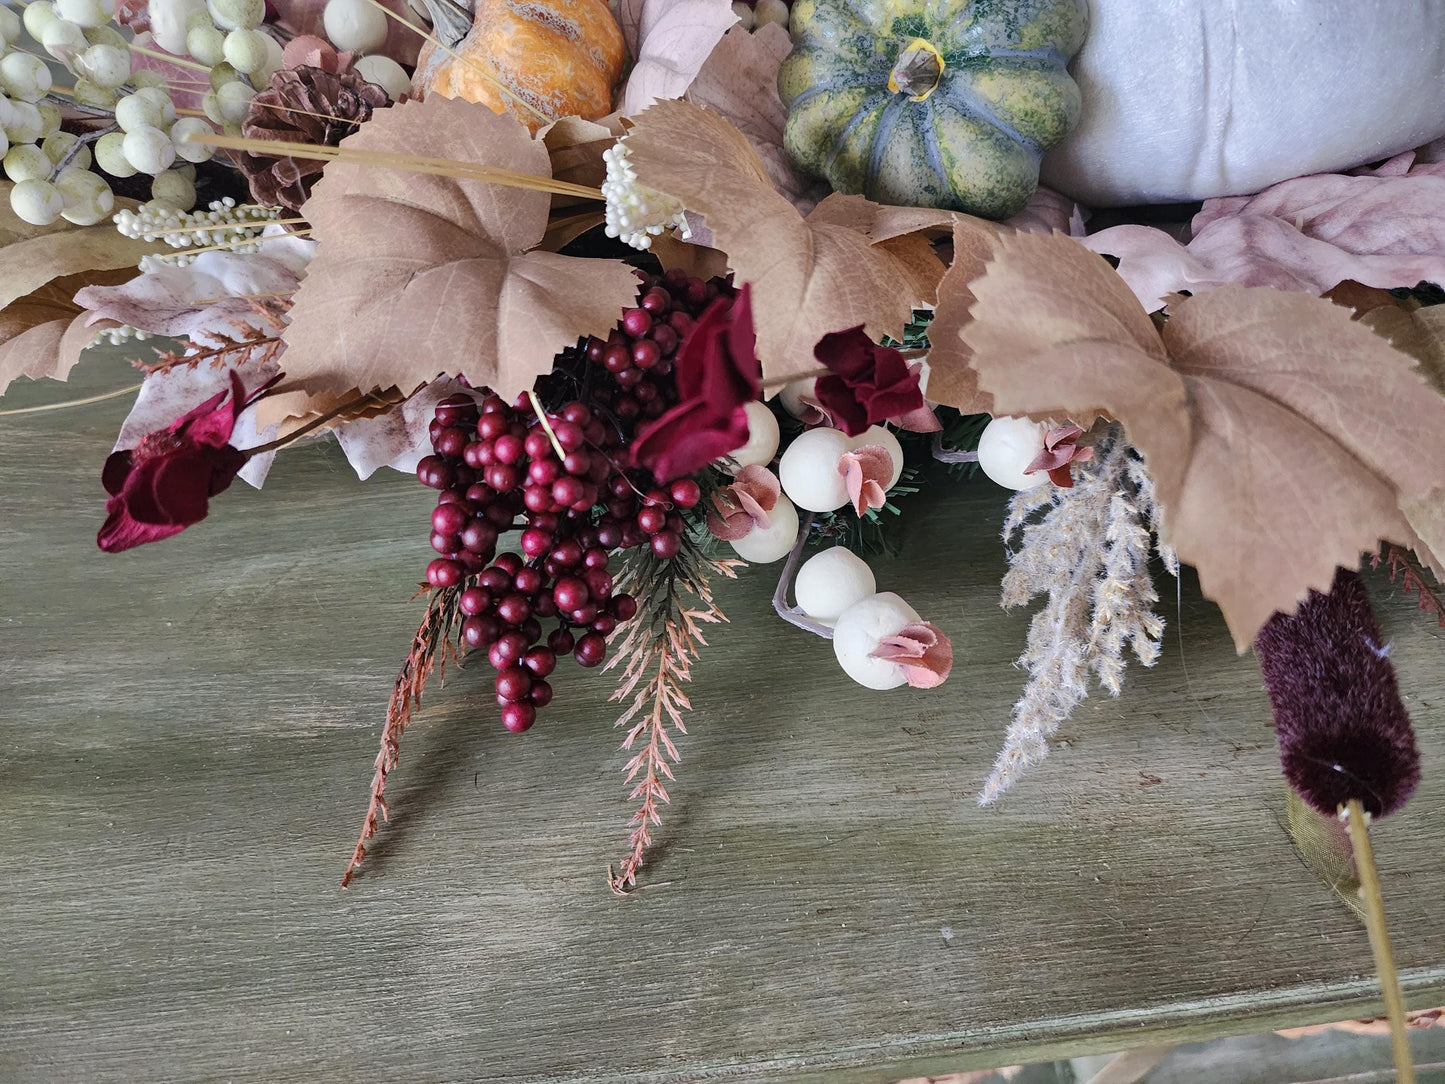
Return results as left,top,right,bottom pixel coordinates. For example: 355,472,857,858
237,66,388,213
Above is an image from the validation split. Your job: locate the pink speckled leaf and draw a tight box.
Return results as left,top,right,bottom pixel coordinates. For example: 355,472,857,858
618,0,737,116
1088,154,1445,310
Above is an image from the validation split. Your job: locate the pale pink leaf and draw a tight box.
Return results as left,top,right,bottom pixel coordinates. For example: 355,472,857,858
619,0,737,117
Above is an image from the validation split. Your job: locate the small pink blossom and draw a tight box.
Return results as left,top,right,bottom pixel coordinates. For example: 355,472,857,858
1025,425,1093,488
705,464,779,541
870,622,953,689
839,443,892,516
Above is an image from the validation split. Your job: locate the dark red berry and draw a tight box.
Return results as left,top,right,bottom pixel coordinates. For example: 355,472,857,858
583,547,609,570
584,567,613,600
427,558,463,587
669,479,701,509
434,393,478,428
574,632,607,667
554,576,589,612
561,402,591,426
463,615,496,649
460,586,491,615
552,476,584,507
497,592,531,626
478,412,509,440
637,506,667,534
479,567,512,593
528,680,554,708
591,614,617,635
612,594,638,620
650,530,682,559
528,457,561,486
501,702,536,733
548,628,575,655
521,527,552,558
631,338,661,369
650,323,678,355
514,567,544,595
461,519,498,555
523,646,557,678
495,665,533,702
603,342,631,373
417,456,454,490
622,307,653,337
430,530,458,555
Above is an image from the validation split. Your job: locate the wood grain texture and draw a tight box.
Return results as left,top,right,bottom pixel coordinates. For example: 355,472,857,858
2,357,1444,1083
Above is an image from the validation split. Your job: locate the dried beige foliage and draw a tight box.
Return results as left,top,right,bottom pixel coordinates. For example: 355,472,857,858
279,97,639,404
933,231,1445,649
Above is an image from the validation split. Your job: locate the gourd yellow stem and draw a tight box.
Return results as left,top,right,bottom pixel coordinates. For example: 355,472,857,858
888,38,945,102
1344,799,1414,1084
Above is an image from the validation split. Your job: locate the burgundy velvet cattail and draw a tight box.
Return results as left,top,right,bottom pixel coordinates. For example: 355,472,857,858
1255,568,1420,818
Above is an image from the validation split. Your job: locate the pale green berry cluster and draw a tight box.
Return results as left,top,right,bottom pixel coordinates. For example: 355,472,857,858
2,0,222,225
114,194,278,263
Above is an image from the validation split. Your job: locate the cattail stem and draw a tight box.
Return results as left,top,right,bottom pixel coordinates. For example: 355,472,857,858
525,388,566,460
180,133,603,200
0,383,143,416
1344,798,1415,1084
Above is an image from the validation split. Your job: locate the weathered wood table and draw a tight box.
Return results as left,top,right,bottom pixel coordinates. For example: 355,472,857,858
3,363,1444,1083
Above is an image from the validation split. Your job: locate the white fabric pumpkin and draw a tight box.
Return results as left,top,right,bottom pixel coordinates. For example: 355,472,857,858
1041,0,1445,206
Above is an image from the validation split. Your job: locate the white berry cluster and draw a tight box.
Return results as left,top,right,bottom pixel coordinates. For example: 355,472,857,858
92,321,154,345
2,0,224,225
115,194,278,262
601,140,691,252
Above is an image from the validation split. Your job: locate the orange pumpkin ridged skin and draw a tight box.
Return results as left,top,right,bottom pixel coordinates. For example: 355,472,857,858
413,0,626,133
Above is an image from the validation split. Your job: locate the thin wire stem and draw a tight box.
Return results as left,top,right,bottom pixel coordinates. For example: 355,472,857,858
772,511,834,639
0,383,143,417
127,43,213,72
1345,799,1415,1084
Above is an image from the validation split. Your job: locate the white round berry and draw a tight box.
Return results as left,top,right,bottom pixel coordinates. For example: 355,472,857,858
150,166,196,209
977,415,1050,491
76,43,132,88
753,0,789,28
254,29,283,84
778,376,817,419
129,69,167,90
833,592,922,691
0,4,22,45
36,101,62,138
55,166,113,224
730,491,800,565
209,60,240,89
795,546,876,623
353,53,410,100
150,0,208,50
3,100,43,143
208,0,265,30
70,76,118,108
83,23,128,47
778,425,851,512
121,124,175,174
115,90,165,132
9,177,65,225
183,22,224,63
169,116,216,162
0,130,8,162
132,86,177,125
222,27,269,74
39,17,87,61
41,130,81,165
725,400,781,473
22,0,59,41
323,0,389,52
94,129,136,176
730,1,754,30
214,79,254,123
54,0,115,29
0,52,52,102
3,142,51,182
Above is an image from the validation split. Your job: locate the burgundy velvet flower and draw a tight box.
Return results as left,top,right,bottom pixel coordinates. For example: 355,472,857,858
813,327,929,437
1254,567,1420,817
98,371,255,553
1024,424,1094,488
631,284,761,483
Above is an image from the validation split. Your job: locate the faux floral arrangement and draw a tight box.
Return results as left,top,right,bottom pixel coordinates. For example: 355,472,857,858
2,0,1443,1070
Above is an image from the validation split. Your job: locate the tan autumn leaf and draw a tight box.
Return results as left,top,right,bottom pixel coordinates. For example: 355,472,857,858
914,218,1003,416
278,96,639,404
957,231,1445,650
0,184,154,312
624,98,950,384
0,269,134,397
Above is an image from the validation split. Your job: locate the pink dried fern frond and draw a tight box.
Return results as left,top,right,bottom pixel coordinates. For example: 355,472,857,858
1373,543,1445,628
341,583,464,886
605,543,741,894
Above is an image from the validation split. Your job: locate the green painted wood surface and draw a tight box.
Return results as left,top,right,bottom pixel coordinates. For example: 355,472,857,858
2,360,1444,1083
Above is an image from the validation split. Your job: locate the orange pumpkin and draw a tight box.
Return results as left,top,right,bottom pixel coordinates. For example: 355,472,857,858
412,0,626,134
